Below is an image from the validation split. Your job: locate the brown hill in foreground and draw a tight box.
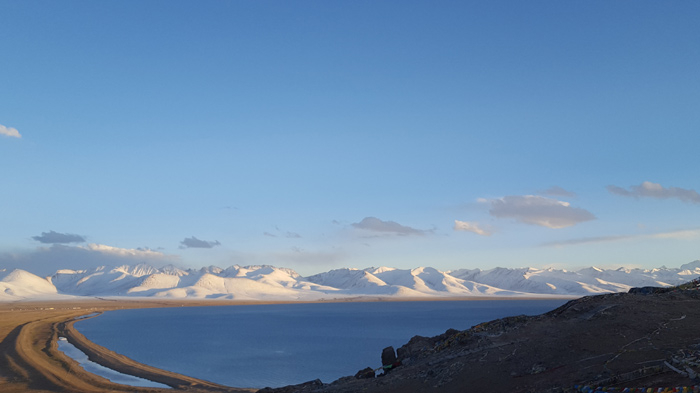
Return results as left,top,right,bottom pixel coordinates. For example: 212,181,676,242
262,283,700,393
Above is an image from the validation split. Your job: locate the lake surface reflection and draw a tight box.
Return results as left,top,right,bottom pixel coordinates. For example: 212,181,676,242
76,299,569,388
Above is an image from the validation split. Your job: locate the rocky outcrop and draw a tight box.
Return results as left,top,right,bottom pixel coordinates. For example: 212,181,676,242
257,284,700,393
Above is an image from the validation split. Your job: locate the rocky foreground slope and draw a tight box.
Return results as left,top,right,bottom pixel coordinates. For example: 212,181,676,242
262,279,700,393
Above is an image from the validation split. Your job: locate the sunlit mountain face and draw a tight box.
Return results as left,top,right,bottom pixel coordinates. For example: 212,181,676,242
2,261,699,301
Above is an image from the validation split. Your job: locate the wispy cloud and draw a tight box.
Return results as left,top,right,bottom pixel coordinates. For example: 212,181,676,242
220,247,346,272
137,246,164,252
0,124,21,138
179,236,221,249
272,247,346,269
489,195,595,229
352,217,429,236
32,230,86,244
0,244,178,276
650,229,700,239
264,226,302,239
607,181,700,204
540,186,576,198
542,228,700,247
541,235,632,247
453,220,492,236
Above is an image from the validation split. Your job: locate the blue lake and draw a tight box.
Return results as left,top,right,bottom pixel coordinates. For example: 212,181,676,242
75,299,569,388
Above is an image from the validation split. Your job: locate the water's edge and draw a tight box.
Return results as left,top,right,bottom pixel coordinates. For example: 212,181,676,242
74,299,570,388
57,337,171,388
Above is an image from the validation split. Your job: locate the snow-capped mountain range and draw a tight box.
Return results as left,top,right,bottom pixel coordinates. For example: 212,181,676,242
1,261,699,301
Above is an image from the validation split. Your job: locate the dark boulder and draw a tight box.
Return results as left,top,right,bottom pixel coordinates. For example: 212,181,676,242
381,346,397,366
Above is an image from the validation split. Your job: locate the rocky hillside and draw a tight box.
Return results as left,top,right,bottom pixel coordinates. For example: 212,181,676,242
261,279,700,393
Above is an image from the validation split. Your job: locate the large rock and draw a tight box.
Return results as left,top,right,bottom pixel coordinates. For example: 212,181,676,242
381,346,397,366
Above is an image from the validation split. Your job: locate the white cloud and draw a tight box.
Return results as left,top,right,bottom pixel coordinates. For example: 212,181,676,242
0,124,21,138
453,220,492,236
81,243,166,258
608,181,700,204
352,217,428,236
489,195,595,229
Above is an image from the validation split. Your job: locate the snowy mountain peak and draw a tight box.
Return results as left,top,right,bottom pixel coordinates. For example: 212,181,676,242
305,268,387,289
366,266,397,275
199,266,224,275
160,264,188,276
0,269,58,299
679,260,700,272
2,261,700,301
114,263,159,277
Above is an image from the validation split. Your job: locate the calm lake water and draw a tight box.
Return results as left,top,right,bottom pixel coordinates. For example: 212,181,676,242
75,299,569,388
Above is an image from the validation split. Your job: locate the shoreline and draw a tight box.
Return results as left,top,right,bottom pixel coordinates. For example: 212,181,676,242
0,298,261,393
0,296,576,392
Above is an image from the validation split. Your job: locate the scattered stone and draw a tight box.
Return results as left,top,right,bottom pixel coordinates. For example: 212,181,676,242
529,363,546,375
354,367,375,379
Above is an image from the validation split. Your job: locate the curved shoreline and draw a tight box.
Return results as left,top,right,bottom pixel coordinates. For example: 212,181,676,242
0,296,572,392
0,299,259,393
60,313,246,391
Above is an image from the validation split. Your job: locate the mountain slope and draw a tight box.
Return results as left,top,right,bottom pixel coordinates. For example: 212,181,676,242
0,269,59,300
0,261,698,301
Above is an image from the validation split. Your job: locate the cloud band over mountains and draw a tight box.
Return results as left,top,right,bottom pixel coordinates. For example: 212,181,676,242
0,243,178,276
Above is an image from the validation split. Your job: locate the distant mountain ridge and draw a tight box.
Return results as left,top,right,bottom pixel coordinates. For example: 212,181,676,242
1,261,699,301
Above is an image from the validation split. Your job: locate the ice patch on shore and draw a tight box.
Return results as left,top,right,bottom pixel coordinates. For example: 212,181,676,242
57,337,170,388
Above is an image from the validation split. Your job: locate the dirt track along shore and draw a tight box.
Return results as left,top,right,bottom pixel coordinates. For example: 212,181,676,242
0,299,259,393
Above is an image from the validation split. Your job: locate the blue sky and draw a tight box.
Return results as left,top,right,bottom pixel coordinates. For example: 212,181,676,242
1,1,699,276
